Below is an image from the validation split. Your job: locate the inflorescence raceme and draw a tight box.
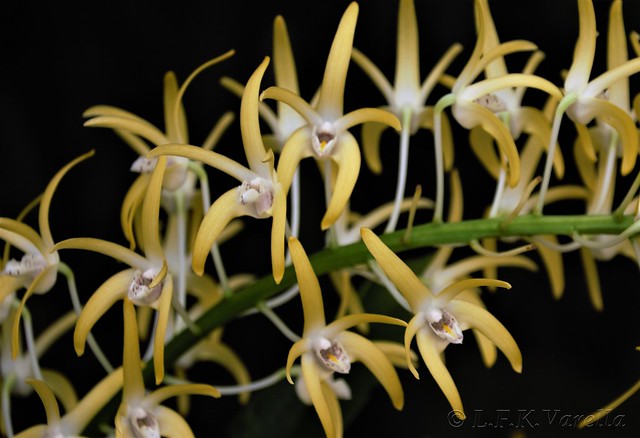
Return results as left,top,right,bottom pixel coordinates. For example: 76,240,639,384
2,0,640,436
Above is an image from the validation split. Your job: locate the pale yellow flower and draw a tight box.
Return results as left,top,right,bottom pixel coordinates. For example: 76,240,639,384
361,227,522,418
261,2,401,230
148,57,288,283
115,299,219,438
285,237,406,438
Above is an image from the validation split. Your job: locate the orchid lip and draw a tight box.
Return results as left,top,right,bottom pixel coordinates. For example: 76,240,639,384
128,268,164,306
237,177,275,217
128,406,160,438
314,336,351,374
311,122,338,157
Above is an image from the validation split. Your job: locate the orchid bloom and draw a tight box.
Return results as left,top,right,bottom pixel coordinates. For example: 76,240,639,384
148,57,287,283
351,0,460,231
261,2,401,231
285,237,406,438
0,151,94,358
433,0,562,222
536,0,640,214
83,51,235,248
15,369,123,438
361,227,522,418
53,156,173,384
116,299,220,438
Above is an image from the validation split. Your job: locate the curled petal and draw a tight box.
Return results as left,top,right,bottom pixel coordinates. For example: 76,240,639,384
241,57,272,174
351,48,395,105
415,328,464,418
0,219,46,256
146,383,220,407
27,379,61,427
404,314,425,379
324,313,406,338
153,275,173,384
276,128,315,192
564,0,596,92
335,108,400,133
196,341,251,404
122,298,145,403
261,86,321,127
322,131,361,230
286,339,309,384
469,127,501,180
301,353,334,438
192,188,248,276
120,174,151,250
535,235,565,299
579,247,603,311
453,101,520,187
578,377,640,429
436,278,510,306
74,269,132,356
52,238,149,271
271,185,287,284
337,331,404,410
447,300,522,373
361,122,390,174
84,116,169,147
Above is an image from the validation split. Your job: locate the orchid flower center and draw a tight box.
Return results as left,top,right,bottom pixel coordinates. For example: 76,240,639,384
129,407,160,438
237,178,274,217
128,268,163,306
311,122,337,157
3,253,47,278
313,337,351,374
425,308,464,344
473,93,507,113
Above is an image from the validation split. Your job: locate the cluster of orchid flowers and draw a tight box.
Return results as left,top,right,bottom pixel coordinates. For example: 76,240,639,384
1,0,640,436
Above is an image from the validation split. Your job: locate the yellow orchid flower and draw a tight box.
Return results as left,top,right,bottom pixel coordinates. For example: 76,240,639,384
361,227,522,419
14,369,123,438
0,151,94,359
83,51,235,249
536,0,640,213
285,236,406,438
432,0,563,222
53,156,173,384
148,57,288,284
260,2,401,231
116,299,219,438
351,0,460,230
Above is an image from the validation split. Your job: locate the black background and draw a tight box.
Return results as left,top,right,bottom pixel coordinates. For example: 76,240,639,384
1,1,640,437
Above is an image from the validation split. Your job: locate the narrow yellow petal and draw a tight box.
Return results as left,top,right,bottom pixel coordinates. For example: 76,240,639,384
271,186,287,284
317,2,359,118
565,0,596,92
469,127,501,180
606,0,629,109
196,341,251,404
241,57,271,174
286,339,308,384
122,298,145,403
322,131,361,230
453,101,520,187
361,227,431,310
202,111,235,152
153,276,173,384
13,425,49,438
415,328,464,418
578,377,640,428
84,116,170,147
148,144,255,183
276,127,315,192
351,49,395,104
0,274,24,304
192,188,246,276
535,235,565,299
419,43,463,101
518,107,565,178
404,314,425,379
585,58,640,101
469,42,539,85
120,174,150,250
462,74,562,103
43,150,98,251
580,247,603,311
40,370,78,414
336,107,400,133
34,311,76,357
338,331,404,410
324,313,406,338
26,379,61,426
0,218,46,256
163,71,184,144
52,238,149,270
393,0,419,92
301,353,335,438
146,383,220,407
74,269,132,356
154,405,195,438
12,266,56,358
447,300,522,373
437,278,510,306
261,86,320,127
141,156,166,263
62,368,124,433
361,122,389,174
288,237,325,332
321,381,343,438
